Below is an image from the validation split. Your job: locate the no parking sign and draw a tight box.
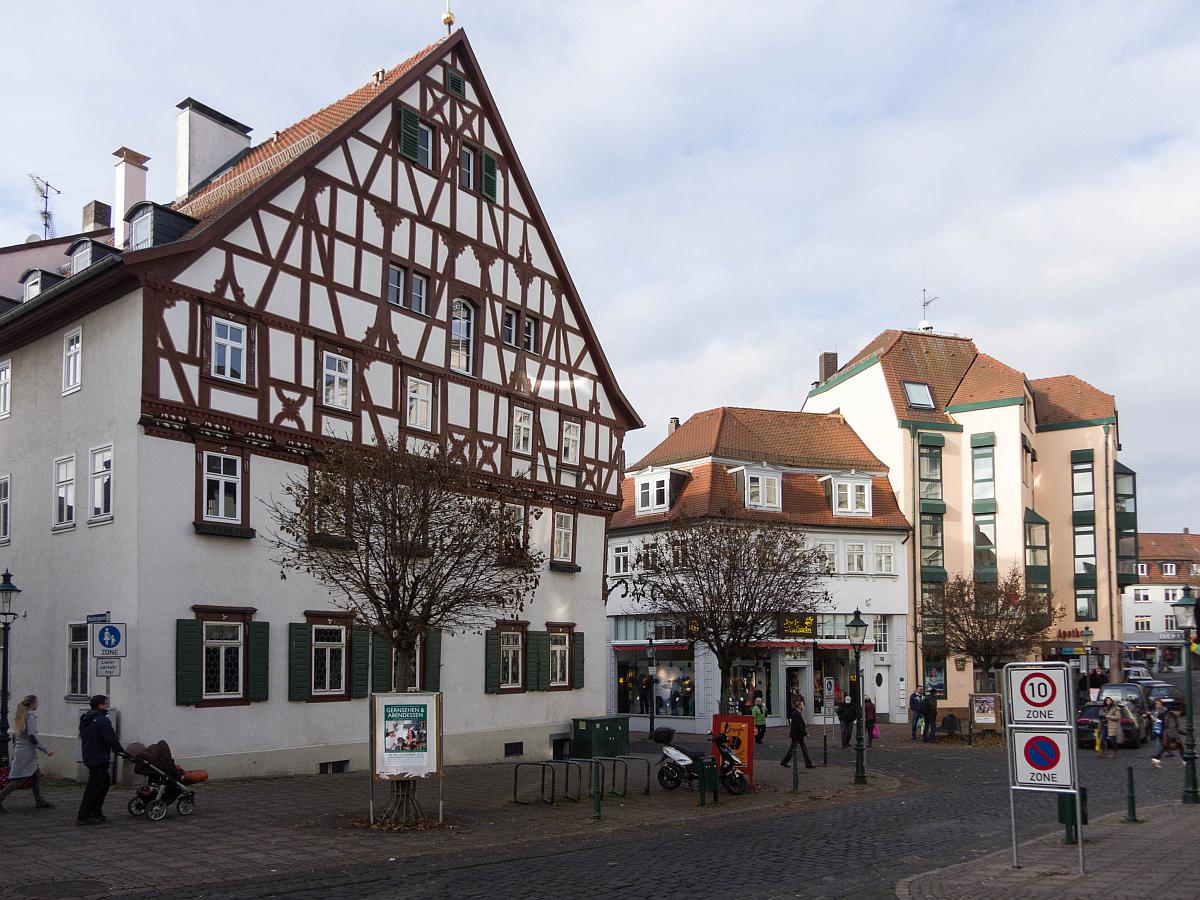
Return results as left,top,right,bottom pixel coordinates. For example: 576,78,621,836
1008,728,1076,790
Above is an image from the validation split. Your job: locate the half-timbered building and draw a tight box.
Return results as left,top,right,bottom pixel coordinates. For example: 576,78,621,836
0,30,641,776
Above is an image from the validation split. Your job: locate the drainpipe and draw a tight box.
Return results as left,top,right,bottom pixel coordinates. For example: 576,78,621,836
1104,424,1118,682
910,425,921,700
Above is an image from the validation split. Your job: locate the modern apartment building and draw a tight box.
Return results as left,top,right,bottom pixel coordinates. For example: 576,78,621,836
803,327,1137,713
1122,531,1200,670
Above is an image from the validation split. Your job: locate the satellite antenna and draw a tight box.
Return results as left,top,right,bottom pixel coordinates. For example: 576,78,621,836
29,174,61,240
442,0,455,34
919,289,937,332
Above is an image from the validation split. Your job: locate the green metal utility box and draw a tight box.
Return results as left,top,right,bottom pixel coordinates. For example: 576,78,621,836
571,717,630,758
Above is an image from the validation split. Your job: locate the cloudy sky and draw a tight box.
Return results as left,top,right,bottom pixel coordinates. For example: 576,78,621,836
1,2,1196,531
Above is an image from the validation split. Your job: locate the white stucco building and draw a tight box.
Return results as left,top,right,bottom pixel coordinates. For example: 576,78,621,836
1121,531,1199,670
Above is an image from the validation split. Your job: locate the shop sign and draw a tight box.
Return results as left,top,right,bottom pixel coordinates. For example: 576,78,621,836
1158,631,1184,642
778,613,816,639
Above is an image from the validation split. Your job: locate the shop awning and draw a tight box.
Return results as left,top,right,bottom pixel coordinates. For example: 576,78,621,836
612,642,691,652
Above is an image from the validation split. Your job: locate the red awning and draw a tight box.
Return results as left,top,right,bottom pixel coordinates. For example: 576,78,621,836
613,642,691,652
752,641,876,651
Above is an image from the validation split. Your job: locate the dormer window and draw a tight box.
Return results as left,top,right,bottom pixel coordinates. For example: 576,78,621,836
129,209,152,250
833,479,871,516
636,473,669,514
902,381,934,409
22,274,40,302
70,243,92,275
746,473,781,511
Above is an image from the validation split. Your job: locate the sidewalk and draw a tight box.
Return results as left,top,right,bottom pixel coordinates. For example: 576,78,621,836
0,736,896,898
896,802,1200,899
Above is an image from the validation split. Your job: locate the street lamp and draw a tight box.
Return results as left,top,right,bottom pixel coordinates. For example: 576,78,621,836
847,607,869,786
0,569,22,769
1170,586,1198,805
646,625,656,738
1081,626,1094,706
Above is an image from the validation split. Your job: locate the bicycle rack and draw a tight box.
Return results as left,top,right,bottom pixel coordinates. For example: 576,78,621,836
594,757,629,797
569,757,606,798
617,755,651,796
512,761,556,805
552,759,582,802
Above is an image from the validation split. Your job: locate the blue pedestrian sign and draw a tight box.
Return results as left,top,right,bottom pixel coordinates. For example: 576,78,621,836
90,622,127,658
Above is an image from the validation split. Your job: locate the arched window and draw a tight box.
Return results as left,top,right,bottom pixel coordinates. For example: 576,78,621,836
450,299,474,374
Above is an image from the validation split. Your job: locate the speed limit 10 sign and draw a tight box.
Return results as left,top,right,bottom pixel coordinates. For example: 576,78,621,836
1005,664,1072,725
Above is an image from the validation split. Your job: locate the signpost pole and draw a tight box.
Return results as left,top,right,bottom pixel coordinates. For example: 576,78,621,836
1072,676,1085,875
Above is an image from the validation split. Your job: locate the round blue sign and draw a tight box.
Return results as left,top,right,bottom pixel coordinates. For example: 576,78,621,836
98,625,122,648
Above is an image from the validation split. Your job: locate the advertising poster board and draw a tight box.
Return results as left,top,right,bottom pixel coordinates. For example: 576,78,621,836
372,692,442,780
970,693,1001,727
711,714,755,786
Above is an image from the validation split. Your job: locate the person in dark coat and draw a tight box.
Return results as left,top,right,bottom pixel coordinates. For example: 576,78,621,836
76,695,125,825
920,691,938,743
836,696,857,748
909,687,924,741
780,702,815,768
864,697,877,748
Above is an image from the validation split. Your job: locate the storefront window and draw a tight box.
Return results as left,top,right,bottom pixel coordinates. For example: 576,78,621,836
614,649,695,717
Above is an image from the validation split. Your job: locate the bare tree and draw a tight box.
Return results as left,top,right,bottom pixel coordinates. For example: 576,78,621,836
623,514,829,712
940,567,1061,691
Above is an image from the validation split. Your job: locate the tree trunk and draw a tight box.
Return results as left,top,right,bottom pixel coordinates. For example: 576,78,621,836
395,644,414,692
718,663,732,717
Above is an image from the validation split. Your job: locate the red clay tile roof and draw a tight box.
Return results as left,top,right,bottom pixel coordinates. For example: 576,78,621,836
1029,375,1116,426
949,353,1028,407
631,407,884,472
1135,533,1200,585
611,462,908,531
174,37,449,222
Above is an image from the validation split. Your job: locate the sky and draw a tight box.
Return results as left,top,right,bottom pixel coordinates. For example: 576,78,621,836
1,2,1197,532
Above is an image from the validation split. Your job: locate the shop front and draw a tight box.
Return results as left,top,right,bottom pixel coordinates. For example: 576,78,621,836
1121,631,1184,671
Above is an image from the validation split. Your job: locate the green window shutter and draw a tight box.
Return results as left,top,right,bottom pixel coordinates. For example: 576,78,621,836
572,632,585,690
447,70,465,97
350,626,370,698
372,630,393,693
423,628,442,692
399,107,420,162
246,621,270,702
484,630,501,694
288,623,312,701
528,631,550,691
175,619,202,706
482,153,498,201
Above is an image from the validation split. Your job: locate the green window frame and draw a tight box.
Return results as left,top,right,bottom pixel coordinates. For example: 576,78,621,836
1075,590,1097,622
918,445,942,500
973,514,997,574
920,513,944,568
920,583,945,652
972,445,995,501
1025,519,1049,567
1073,524,1096,576
1072,460,1094,513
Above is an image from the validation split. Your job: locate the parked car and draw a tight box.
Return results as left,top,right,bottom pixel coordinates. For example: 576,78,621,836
1077,702,1140,749
1125,664,1153,680
1097,683,1152,742
1146,682,1187,716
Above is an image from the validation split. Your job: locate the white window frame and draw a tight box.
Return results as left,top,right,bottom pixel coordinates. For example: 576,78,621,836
406,376,433,431
1165,589,1179,604
500,631,523,689
416,121,433,169
561,420,581,465
0,475,9,542
322,351,353,410
611,543,630,575
22,275,40,302
746,473,781,511
549,632,570,687
522,316,539,354
202,452,242,523
409,272,428,315
0,359,9,419
873,616,889,653
312,624,347,695
1165,614,1177,631
129,210,152,250
89,444,113,523
846,543,866,574
53,455,75,528
833,479,871,516
817,541,837,574
1137,562,1148,577
1133,616,1151,633
460,145,477,191
636,474,669,514
202,621,243,700
511,407,533,456
71,244,91,275
1163,563,1177,576
62,328,82,395
68,623,89,698
874,542,894,575
1133,589,1151,603
902,381,934,409
502,309,518,346
553,511,574,562
211,320,247,384
387,263,405,306
450,299,474,375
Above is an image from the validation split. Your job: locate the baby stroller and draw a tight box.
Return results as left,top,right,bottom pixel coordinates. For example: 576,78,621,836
125,740,208,822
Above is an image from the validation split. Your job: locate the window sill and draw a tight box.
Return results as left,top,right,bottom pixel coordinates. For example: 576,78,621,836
306,693,352,703
196,697,252,708
193,521,257,539
63,694,88,703
203,373,257,394
320,403,354,415
52,522,76,533
549,561,581,574
547,683,572,692
309,533,356,551
88,515,114,528
498,686,527,694
62,385,82,397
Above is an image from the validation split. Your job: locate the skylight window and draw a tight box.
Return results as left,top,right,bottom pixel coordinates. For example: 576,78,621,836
903,381,934,409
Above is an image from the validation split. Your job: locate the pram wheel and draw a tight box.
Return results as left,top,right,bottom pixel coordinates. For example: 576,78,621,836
177,795,196,816
147,799,168,821
128,797,147,817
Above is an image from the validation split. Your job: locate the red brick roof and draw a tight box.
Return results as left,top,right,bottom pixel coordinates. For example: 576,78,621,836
610,462,909,531
175,37,449,222
631,407,884,472
1029,375,1116,427
1134,532,1200,585
949,353,1027,407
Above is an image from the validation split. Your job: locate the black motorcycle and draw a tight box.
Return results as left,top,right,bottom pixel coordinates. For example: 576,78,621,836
652,727,749,795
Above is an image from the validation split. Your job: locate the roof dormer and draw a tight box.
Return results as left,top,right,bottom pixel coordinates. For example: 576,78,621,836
821,470,873,517
64,238,120,276
18,268,64,303
634,466,688,516
727,463,783,512
123,201,197,251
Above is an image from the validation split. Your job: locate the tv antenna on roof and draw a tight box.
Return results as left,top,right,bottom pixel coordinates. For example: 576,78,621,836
920,289,937,331
442,0,455,34
29,174,61,239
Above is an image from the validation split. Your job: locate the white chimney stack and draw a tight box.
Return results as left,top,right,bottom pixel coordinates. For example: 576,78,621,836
113,147,150,248
175,98,252,200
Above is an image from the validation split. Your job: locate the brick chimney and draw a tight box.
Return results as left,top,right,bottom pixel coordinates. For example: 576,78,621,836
81,201,111,234
113,147,150,248
667,417,680,436
819,351,839,384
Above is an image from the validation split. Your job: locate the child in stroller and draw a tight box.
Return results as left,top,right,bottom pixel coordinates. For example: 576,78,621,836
125,740,208,822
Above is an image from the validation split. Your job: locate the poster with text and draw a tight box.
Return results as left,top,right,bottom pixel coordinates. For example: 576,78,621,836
373,692,441,779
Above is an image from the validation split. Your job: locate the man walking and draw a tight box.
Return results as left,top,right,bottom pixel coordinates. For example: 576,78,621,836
909,686,924,741
837,694,857,748
77,695,125,825
921,690,938,743
780,699,815,769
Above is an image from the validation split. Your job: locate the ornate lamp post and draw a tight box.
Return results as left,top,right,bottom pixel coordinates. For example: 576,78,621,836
0,569,22,769
1081,626,1094,706
847,608,869,785
646,625,656,738
1169,586,1198,805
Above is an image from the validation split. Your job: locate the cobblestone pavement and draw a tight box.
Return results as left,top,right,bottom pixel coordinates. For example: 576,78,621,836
4,668,1197,898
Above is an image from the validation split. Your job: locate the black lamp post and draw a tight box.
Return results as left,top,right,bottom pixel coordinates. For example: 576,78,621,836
0,569,22,769
646,625,656,738
1081,625,1094,706
1170,586,1198,805
847,607,869,785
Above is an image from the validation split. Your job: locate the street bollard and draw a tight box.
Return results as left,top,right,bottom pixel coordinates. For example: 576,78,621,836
968,720,974,746
791,751,799,794
822,734,828,766
1125,766,1137,823
698,757,719,807
591,759,601,820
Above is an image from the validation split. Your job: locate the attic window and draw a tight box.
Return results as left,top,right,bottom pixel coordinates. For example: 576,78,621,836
129,209,152,250
636,474,668,514
902,381,934,409
746,474,781,511
70,244,92,275
22,274,40,302
446,69,466,98
833,479,871,516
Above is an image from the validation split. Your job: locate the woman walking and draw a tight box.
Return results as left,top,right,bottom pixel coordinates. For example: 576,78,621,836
1098,696,1122,758
752,696,767,744
0,695,55,812
864,696,877,748
1150,699,1181,768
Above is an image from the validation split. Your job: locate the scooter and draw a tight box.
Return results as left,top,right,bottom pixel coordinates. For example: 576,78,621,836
652,727,749,795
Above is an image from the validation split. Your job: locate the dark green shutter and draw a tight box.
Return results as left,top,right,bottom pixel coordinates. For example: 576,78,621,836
400,107,421,162
247,621,270,702
350,626,370,698
423,628,442,692
288,623,312,701
484,630,501,693
528,631,550,691
372,630,393,693
447,70,465,97
482,153,498,201
175,620,202,705
572,632,585,690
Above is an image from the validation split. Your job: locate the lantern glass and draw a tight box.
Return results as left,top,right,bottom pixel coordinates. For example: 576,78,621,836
1171,589,1197,631
847,608,868,650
